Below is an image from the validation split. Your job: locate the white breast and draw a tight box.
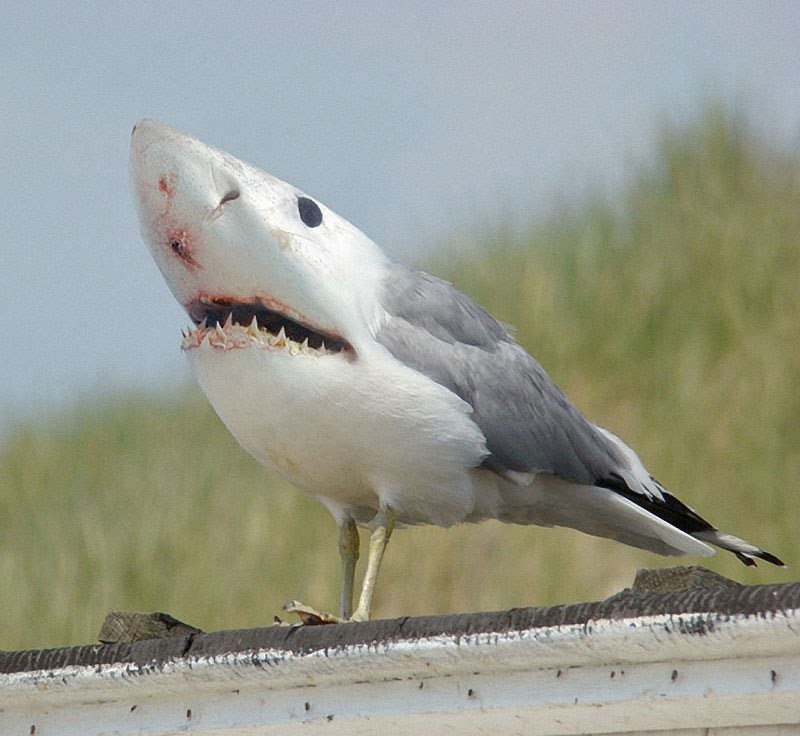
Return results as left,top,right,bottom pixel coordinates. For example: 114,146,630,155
185,340,489,527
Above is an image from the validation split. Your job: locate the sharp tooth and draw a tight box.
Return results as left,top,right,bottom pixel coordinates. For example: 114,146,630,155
224,312,234,329
215,323,226,338
301,337,309,352
274,326,287,347
320,340,326,353
247,315,260,338
199,317,208,330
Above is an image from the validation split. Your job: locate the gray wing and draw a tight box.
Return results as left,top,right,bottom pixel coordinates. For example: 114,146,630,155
375,265,788,569
375,263,627,486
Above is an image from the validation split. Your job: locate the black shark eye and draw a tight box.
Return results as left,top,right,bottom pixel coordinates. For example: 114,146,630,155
297,196,323,228
220,189,240,205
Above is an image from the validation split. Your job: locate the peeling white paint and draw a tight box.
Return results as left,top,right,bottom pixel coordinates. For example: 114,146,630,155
2,610,800,735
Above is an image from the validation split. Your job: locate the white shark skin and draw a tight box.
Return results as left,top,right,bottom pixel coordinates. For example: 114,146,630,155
130,120,491,528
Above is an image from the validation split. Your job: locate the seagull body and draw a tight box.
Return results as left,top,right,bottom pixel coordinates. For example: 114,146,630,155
130,120,782,621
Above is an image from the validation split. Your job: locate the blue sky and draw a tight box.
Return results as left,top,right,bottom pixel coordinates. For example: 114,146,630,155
2,2,799,428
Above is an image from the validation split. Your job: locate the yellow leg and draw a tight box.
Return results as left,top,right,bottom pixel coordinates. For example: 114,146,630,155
350,507,395,622
338,518,359,620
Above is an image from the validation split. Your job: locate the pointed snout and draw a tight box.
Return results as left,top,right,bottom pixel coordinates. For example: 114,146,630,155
131,118,187,151
130,119,245,208
130,118,172,164
130,118,197,186
130,119,176,204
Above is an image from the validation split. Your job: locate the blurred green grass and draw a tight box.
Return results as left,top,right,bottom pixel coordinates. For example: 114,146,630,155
2,105,798,650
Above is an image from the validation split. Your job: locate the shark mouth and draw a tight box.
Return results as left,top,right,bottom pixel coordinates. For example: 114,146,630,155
182,296,353,357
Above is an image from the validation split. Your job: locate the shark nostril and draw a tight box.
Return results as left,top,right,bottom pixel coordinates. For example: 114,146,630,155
206,189,240,222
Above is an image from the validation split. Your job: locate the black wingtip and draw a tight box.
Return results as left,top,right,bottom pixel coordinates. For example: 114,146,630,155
595,475,787,569
756,549,786,567
735,551,757,567
735,548,786,568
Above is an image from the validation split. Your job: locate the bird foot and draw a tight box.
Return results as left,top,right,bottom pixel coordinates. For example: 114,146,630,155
279,600,345,626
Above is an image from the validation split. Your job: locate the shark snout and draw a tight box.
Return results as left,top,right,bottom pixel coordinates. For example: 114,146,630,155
130,118,170,162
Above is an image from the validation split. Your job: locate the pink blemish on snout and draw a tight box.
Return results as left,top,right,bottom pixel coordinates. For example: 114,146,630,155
158,174,175,199
167,228,201,271
156,174,177,218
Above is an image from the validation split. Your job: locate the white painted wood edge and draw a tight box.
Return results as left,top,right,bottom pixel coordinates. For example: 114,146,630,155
2,608,799,735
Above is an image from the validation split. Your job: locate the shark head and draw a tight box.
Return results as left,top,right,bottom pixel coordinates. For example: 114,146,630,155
130,119,389,357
